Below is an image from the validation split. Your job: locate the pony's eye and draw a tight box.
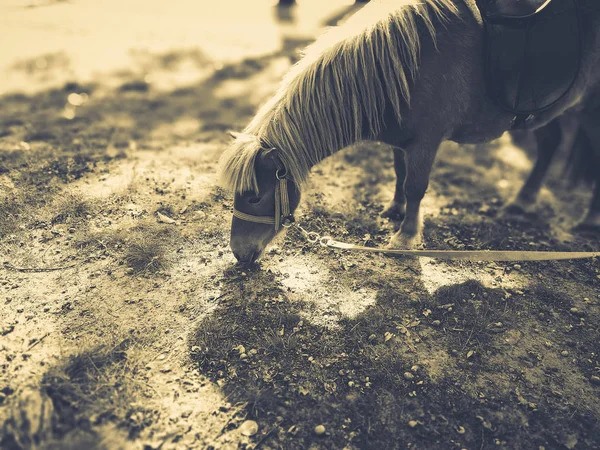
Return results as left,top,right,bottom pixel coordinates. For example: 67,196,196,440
248,196,261,204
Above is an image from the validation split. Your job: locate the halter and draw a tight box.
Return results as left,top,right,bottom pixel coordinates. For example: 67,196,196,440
232,155,295,232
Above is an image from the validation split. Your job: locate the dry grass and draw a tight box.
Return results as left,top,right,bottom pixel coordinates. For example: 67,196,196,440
0,195,22,238
40,339,151,442
123,228,171,274
2,338,146,450
50,193,95,225
72,220,177,274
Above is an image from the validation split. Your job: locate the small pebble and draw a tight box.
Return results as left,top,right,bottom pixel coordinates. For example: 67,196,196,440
513,264,522,270
240,420,259,436
403,372,415,381
561,351,569,357
432,320,441,327
570,307,586,317
590,375,600,386
314,424,326,436
408,420,419,428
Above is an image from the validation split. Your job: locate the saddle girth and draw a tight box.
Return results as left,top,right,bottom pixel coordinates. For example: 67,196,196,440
475,0,582,126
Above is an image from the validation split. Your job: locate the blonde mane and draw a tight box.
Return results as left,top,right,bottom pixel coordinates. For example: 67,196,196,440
219,0,459,194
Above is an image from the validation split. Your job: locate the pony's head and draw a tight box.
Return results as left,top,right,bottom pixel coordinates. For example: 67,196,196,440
220,134,301,264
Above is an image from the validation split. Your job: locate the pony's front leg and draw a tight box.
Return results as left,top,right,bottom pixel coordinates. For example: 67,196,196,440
388,141,440,249
381,147,406,220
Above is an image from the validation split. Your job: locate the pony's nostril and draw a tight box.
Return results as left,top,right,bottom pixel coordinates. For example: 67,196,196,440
232,250,259,265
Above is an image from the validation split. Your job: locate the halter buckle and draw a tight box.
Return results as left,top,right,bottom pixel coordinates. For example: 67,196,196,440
281,215,295,228
276,168,288,180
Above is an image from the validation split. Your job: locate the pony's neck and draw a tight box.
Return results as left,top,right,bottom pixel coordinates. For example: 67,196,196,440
247,0,454,187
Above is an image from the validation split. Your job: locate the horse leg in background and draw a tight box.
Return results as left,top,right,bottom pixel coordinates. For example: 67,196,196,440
388,140,440,248
380,147,406,220
578,177,600,229
573,115,600,230
506,118,563,213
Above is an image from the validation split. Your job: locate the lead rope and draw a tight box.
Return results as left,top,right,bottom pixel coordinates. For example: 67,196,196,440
293,225,600,262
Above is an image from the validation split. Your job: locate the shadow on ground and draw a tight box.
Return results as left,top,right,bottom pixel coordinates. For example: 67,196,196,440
190,262,600,449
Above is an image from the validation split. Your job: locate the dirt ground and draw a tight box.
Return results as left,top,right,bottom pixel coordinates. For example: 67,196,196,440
1,1,600,449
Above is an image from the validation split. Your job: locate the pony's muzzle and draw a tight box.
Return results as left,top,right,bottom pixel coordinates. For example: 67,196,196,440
233,250,260,265
230,221,273,264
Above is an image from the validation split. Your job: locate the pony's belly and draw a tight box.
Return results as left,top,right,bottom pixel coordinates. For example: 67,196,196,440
449,118,511,144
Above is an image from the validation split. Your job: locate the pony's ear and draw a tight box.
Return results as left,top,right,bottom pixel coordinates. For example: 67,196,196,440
227,130,244,140
257,148,278,170
259,148,277,160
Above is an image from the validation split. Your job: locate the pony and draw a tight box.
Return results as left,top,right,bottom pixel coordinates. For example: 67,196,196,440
219,0,600,264
508,87,600,228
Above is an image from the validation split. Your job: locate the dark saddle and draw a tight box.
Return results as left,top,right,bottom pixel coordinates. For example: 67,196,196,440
483,0,552,19
476,0,581,118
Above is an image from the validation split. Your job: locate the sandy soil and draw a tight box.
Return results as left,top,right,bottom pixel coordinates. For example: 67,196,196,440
1,1,599,449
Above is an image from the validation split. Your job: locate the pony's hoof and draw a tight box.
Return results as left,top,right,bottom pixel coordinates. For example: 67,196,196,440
380,201,406,220
503,198,537,217
387,232,421,249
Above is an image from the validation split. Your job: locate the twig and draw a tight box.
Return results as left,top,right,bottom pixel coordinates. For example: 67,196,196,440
216,403,248,438
27,333,50,351
2,261,80,273
404,265,419,275
41,243,54,264
255,421,282,449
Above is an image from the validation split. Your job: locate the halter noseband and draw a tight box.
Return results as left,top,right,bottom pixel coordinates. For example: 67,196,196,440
232,156,294,232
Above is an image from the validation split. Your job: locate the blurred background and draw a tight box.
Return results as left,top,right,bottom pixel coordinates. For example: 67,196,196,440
0,0,370,95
